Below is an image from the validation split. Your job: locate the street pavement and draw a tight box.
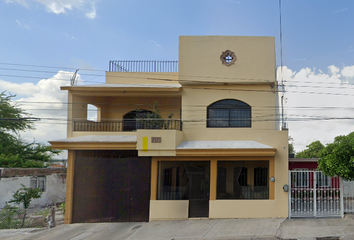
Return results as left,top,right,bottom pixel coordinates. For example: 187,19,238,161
1,215,354,240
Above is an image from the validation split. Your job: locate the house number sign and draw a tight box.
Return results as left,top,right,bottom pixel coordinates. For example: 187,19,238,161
151,137,161,143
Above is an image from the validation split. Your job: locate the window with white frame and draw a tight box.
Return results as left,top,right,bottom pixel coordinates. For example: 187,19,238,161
293,169,309,188
316,171,331,187
30,176,46,192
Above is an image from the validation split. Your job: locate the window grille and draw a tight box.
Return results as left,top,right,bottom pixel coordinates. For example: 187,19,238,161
217,161,269,200
157,161,210,200
207,99,251,128
316,171,331,187
217,167,227,193
30,176,46,192
293,168,309,188
237,167,248,186
254,167,268,187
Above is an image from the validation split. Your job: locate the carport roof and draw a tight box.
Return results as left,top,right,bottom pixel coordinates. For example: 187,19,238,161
49,135,137,150
176,141,276,156
61,83,182,91
177,141,273,149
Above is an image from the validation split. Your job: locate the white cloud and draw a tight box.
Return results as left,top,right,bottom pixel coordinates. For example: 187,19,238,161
64,32,75,39
85,2,96,19
342,66,354,76
0,79,39,96
328,65,340,75
0,71,82,159
6,0,98,19
15,19,31,30
149,40,162,47
332,8,348,14
278,65,354,152
5,0,29,8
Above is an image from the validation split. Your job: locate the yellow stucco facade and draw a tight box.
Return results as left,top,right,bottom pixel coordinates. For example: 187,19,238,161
50,36,288,223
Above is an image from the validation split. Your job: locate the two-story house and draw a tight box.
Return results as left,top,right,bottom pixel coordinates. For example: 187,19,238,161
50,36,289,224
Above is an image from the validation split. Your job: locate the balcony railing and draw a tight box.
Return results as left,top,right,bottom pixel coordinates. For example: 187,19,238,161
73,119,182,132
109,60,178,72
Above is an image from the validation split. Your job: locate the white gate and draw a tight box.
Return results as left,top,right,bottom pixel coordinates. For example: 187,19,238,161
289,170,343,218
343,180,354,213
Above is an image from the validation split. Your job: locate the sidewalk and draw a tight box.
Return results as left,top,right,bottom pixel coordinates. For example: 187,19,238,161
1,215,354,240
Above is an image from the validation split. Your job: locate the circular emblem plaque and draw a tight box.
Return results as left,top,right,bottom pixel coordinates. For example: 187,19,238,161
220,50,236,66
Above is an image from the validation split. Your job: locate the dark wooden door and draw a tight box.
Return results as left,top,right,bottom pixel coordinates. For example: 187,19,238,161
129,158,151,222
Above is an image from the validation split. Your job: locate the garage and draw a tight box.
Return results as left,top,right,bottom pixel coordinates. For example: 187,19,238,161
72,150,151,223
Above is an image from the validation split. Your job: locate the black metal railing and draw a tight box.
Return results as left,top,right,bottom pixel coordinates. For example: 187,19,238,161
73,119,182,132
109,60,178,72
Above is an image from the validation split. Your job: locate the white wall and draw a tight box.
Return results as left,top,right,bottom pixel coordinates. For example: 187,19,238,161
0,171,66,209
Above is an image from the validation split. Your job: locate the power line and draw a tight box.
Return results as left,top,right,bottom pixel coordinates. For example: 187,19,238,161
0,62,105,72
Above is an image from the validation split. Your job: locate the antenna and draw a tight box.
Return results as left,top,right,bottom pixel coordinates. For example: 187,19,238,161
70,69,79,86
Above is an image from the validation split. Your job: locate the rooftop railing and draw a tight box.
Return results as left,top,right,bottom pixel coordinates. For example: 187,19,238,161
109,60,178,72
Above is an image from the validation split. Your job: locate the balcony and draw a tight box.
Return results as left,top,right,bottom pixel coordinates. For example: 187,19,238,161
73,119,182,132
109,60,178,72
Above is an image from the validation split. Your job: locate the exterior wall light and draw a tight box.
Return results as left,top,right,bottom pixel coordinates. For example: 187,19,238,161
283,184,289,192
270,177,275,182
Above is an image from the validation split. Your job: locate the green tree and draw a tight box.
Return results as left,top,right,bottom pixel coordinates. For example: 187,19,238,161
0,92,60,167
318,132,354,181
295,140,325,158
8,184,42,228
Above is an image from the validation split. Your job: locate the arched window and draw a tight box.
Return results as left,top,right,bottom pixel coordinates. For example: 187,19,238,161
207,99,251,128
87,104,100,122
123,110,158,131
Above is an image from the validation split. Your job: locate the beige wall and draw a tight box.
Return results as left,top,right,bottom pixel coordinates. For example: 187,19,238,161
150,200,189,220
69,95,181,121
106,72,178,85
137,130,183,156
181,85,278,134
179,36,275,84
209,199,288,218
149,130,289,219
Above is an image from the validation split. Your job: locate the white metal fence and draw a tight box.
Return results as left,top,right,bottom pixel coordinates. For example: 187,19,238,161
289,170,343,218
343,180,354,213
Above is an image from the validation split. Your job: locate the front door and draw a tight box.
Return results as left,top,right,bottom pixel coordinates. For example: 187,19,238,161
186,162,210,218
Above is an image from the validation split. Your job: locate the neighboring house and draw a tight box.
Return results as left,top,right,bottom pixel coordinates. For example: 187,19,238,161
289,158,334,189
0,168,67,208
50,36,289,224
289,158,319,171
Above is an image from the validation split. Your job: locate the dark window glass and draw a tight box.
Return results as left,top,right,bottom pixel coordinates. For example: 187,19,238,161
157,161,210,200
217,167,227,193
217,161,269,200
207,99,251,128
237,167,248,186
254,167,268,187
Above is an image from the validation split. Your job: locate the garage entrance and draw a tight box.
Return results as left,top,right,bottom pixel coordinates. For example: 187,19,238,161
72,150,151,223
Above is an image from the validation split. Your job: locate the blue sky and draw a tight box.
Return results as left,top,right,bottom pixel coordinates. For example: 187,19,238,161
0,0,354,155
